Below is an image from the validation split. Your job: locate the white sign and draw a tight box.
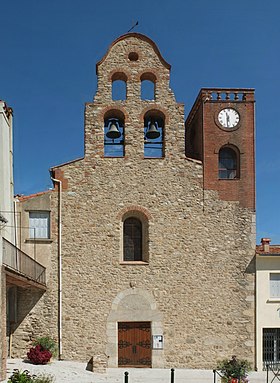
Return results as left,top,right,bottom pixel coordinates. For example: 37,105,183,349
153,335,163,349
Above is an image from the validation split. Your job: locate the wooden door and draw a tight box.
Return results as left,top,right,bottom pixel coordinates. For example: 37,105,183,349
118,322,151,367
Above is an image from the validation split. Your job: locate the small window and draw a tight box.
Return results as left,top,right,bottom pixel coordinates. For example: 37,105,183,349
128,52,139,61
218,147,239,179
29,211,50,239
270,274,280,298
123,218,142,261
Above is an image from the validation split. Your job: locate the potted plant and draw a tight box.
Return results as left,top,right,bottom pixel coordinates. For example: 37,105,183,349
27,336,57,365
216,355,251,383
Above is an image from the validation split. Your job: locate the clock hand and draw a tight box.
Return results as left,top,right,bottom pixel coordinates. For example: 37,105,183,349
226,113,230,127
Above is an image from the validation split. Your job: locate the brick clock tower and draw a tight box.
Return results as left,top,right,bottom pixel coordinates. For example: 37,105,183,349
186,88,255,210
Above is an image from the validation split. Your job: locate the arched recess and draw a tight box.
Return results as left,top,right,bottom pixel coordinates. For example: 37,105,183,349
104,109,125,157
143,109,165,158
141,72,156,100
106,288,164,368
112,72,127,101
120,208,150,263
218,145,240,179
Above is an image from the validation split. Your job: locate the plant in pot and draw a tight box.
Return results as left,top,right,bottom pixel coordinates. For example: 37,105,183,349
27,336,57,365
216,355,251,383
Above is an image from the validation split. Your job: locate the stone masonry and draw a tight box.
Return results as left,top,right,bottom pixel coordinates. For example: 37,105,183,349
12,33,256,369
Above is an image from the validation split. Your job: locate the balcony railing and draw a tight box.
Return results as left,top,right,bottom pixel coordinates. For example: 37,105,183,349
3,238,46,285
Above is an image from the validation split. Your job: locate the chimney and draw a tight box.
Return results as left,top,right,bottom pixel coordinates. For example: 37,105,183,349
261,238,271,252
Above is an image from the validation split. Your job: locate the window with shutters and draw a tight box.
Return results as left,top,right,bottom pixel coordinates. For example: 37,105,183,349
270,273,280,298
29,211,50,239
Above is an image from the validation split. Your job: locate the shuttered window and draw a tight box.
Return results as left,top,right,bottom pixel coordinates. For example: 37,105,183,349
29,211,50,239
270,273,280,298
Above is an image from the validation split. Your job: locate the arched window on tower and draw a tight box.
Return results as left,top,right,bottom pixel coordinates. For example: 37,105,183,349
123,217,142,261
218,146,239,179
144,111,164,158
112,72,127,101
141,73,156,100
104,110,125,157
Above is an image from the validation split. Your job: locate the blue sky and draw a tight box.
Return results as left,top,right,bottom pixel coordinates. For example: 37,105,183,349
1,0,280,243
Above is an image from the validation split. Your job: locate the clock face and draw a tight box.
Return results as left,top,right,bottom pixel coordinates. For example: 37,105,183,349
218,108,240,128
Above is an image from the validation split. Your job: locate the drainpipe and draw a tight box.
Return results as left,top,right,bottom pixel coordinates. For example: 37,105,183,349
51,176,62,360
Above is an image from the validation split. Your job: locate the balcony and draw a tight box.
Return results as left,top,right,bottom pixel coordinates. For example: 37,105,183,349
3,238,46,289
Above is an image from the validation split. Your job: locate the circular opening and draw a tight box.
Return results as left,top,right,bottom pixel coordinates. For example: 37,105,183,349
128,52,139,61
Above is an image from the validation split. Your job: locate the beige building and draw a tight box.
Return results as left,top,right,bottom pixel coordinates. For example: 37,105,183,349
7,33,257,371
0,101,47,381
256,238,280,370
0,100,14,380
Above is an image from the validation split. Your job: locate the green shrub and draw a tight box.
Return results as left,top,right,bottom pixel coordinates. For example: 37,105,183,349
32,337,57,356
33,373,54,383
216,355,251,381
8,370,54,383
8,369,34,383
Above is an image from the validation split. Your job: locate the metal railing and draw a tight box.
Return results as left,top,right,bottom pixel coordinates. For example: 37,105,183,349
3,238,46,285
213,370,242,383
266,363,280,383
123,369,175,382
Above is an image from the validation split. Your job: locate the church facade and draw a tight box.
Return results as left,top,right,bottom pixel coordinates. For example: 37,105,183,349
11,33,256,370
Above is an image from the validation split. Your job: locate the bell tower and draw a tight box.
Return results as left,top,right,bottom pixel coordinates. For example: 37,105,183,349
185,88,255,210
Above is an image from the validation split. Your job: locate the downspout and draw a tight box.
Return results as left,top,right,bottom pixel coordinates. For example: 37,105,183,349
51,176,62,360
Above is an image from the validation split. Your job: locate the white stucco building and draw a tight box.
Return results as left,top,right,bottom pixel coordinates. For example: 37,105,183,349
256,238,280,370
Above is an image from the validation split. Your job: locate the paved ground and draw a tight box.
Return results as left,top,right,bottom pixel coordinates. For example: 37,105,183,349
2,359,268,383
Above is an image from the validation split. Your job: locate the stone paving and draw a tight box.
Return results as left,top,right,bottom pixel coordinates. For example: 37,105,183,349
2,359,268,383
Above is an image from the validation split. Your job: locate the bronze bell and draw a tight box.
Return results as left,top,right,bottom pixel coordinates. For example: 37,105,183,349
106,121,121,139
146,121,160,139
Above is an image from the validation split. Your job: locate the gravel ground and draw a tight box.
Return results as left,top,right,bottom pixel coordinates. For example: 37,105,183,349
2,359,268,383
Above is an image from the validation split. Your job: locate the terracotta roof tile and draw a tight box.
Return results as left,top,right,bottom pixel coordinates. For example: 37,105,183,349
16,190,51,202
256,245,280,255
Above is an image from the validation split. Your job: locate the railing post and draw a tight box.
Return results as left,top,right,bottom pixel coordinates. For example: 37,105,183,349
124,371,129,383
213,369,216,383
171,368,175,383
266,364,269,383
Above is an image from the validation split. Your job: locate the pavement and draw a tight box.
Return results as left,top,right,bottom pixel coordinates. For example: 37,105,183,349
2,359,269,383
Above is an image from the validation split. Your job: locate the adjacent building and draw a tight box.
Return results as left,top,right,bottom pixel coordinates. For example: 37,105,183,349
0,102,47,381
256,238,280,370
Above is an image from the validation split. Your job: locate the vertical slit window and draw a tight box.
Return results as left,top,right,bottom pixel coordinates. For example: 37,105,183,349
123,218,142,261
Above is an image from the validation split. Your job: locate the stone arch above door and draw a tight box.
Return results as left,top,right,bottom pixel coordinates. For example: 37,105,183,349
106,288,163,368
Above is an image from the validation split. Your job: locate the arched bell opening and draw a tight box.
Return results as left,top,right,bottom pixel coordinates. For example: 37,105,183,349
144,110,165,158
104,109,125,157
140,73,156,101
111,72,127,101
